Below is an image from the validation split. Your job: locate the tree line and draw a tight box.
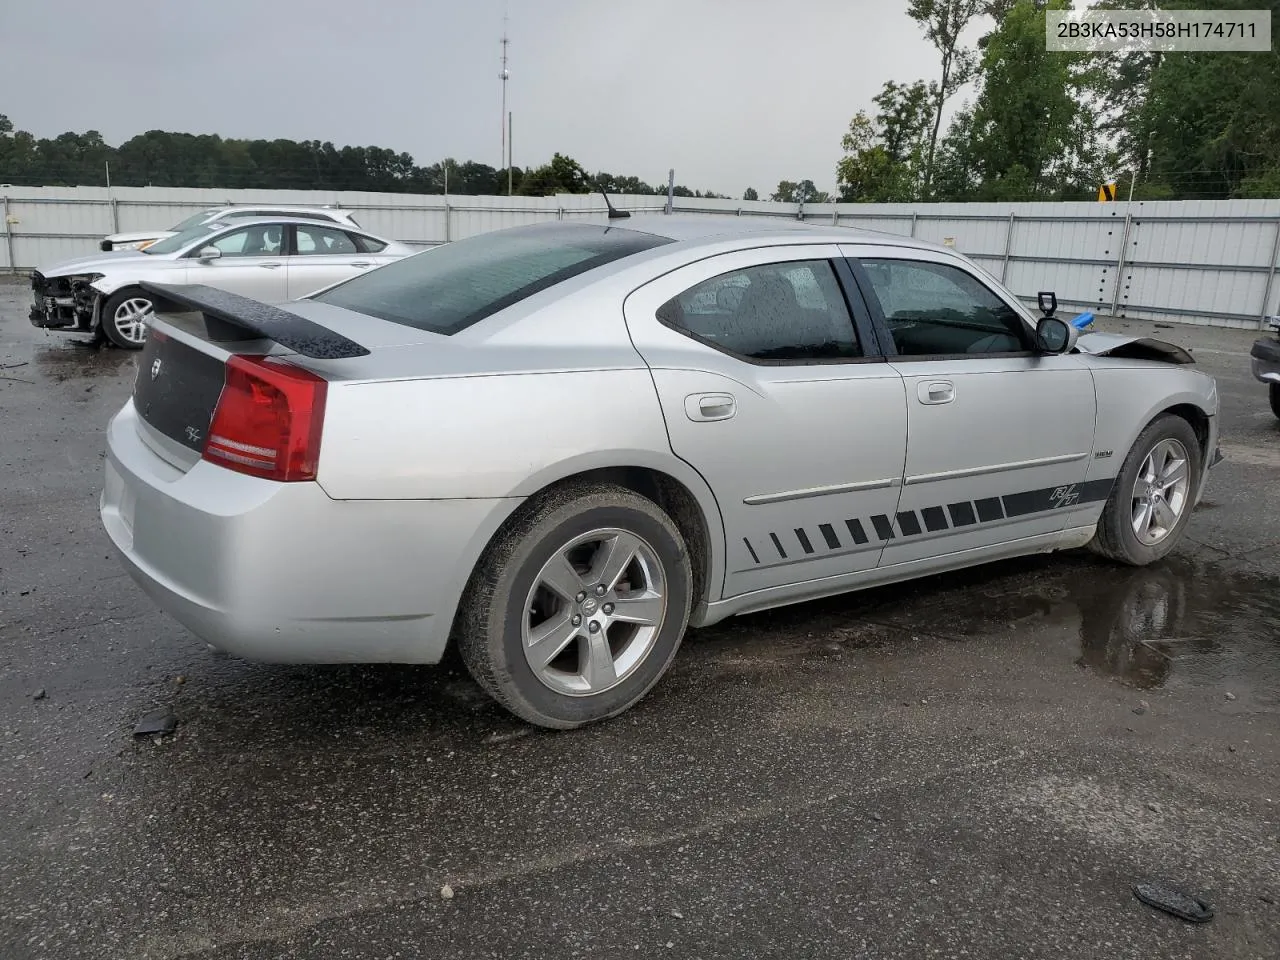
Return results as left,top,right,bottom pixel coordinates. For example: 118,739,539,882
824,0,1280,203
0,117,727,199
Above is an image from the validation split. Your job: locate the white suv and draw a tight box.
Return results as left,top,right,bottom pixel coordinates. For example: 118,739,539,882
101,205,362,252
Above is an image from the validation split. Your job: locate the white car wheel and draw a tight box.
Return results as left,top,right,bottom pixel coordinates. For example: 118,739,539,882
101,288,153,350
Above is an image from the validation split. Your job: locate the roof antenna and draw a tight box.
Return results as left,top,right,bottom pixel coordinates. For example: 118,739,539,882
595,182,630,219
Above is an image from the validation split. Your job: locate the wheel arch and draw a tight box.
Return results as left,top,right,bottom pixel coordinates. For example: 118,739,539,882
443,457,727,662
508,459,724,613
1158,402,1211,463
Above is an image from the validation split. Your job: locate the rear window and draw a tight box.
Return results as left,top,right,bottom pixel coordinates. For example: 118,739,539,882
311,222,671,335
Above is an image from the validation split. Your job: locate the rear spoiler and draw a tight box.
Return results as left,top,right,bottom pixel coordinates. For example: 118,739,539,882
139,282,370,359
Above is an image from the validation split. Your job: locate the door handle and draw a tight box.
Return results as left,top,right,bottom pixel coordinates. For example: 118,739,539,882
918,380,955,405
349,261,374,268
685,393,736,422
258,262,283,270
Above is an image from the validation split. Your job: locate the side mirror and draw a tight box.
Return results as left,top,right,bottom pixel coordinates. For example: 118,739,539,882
1037,291,1058,317
1037,316,1078,354
197,246,222,262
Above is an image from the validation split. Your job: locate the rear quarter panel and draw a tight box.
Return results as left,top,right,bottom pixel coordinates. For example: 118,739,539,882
316,368,680,500
315,361,729,600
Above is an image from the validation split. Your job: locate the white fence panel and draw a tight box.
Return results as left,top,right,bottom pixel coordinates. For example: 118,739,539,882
4,186,1279,328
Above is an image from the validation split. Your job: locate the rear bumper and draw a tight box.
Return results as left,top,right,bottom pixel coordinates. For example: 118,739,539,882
1251,338,1280,384
101,400,520,664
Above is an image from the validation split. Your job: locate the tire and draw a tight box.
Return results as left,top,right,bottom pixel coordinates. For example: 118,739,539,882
100,287,154,350
1270,383,1280,421
455,482,693,729
1089,414,1203,566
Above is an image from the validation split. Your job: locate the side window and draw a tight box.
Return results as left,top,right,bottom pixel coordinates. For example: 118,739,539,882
350,232,387,254
858,258,1030,356
656,260,861,362
207,224,283,257
295,224,359,256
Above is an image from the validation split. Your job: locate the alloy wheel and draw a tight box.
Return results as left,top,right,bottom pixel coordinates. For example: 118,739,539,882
521,528,668,697
1131,438,1191,546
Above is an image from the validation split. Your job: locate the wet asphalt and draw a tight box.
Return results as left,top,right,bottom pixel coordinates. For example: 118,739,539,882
1,277,1278,960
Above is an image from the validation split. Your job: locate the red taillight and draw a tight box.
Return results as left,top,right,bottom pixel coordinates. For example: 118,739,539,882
202,355,327,482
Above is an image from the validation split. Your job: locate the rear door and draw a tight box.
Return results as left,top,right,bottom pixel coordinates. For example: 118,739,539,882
286,224,372,299
623,244,907,601
186,223,288,303
841,245,1099,567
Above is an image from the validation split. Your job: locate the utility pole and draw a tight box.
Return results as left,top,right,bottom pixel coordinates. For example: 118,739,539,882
508,112,513,196
499,13,509,184
665,168,675,214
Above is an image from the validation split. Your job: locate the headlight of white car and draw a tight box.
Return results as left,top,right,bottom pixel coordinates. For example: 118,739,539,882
111,239,157,252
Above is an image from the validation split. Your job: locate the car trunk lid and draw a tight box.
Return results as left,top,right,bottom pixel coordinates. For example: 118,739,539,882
131,283,378,474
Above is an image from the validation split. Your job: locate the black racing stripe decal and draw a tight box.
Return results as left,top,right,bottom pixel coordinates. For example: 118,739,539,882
921,506,949,532
871,515,895,541
739,477,1117,574
1003,478,1118,518
769,532,788,559
975,497,1005,522
896,511,923,537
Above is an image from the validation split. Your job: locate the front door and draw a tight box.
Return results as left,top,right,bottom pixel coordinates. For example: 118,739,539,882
843,247,1099,568
623,244,907,601
186,223,288,304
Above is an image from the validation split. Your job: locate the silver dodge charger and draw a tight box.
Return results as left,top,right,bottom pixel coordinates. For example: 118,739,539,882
100,214,1221,728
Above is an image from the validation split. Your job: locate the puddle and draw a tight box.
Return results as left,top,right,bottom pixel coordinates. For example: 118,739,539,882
29,340,138,383
1067,556,1280,693
692,553,1280,699
1,287,139,384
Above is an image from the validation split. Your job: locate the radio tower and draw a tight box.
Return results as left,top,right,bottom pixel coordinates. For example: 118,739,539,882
499,13,510,194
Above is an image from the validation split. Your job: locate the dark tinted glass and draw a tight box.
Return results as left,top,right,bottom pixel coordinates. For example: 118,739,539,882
656,260,861,361
858,258,1030,356
350,232,387,254
313,222,671,335
294,224,358,256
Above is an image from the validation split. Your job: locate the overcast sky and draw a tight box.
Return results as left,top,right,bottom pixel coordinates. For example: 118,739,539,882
0,0,987,197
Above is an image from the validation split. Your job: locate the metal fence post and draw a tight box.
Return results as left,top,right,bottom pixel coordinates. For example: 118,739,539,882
1259,216,1280,328
557,206,563,221
1110,209,1134,318
909,212,918,238
1000,212,1016,283
2,196,14,273
110,197,119,235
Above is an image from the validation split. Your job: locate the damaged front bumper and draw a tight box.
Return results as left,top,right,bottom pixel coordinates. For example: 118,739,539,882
28,271,99,332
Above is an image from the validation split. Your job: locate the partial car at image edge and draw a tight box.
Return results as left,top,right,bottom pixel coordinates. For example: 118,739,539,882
1250,315,1280,420
97,215,1223,729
